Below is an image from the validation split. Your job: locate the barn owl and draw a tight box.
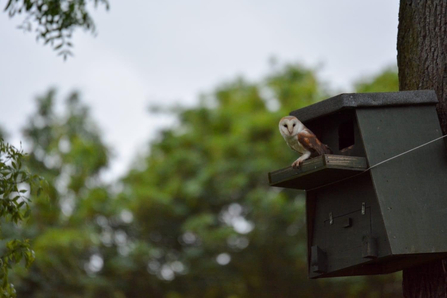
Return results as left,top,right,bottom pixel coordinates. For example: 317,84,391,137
279,116,331,168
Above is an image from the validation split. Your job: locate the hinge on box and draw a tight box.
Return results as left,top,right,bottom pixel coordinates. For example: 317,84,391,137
362,235,378,259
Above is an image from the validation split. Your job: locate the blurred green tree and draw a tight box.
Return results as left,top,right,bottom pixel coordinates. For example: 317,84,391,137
11,64,401,297
8,89,119,297
3,0,109,59
111,64,401,297
355,66,399,93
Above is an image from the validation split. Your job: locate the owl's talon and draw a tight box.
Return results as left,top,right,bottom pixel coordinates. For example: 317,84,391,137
292,160,302,168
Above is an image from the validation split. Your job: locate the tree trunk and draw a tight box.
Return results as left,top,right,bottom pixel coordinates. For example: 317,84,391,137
398,0,447,133
398,0,447,297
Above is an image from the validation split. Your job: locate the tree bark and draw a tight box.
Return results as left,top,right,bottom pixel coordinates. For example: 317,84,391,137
398,0,447,297
398,0,447,133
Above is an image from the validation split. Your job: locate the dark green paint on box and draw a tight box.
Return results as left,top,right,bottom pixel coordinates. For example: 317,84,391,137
268,91,447,278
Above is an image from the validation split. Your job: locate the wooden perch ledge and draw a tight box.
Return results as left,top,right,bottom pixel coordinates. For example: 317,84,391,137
268,154,368,191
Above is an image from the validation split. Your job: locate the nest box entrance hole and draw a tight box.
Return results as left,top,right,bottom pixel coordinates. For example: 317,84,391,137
339,120,355,152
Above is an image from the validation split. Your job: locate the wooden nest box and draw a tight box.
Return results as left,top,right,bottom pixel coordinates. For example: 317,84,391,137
269,90,447,278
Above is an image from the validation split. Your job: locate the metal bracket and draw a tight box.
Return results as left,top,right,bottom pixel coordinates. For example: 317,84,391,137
343,217,353,228
311,245,327,273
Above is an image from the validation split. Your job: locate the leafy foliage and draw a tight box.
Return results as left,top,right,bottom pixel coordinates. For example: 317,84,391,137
7,89,113,297
0,141,45,297
109,64,402,297
4,0,109,59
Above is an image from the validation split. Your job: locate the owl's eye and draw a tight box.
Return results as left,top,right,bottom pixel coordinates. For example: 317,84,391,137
283,125,287,128
293,124,296,127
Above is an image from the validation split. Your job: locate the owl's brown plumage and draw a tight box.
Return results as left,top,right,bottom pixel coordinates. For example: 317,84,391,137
297,129,332,156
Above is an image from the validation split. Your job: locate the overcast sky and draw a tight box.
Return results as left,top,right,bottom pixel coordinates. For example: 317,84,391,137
0,1,399,180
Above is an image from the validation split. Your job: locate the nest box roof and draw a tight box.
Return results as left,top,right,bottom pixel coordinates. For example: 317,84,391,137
290,90,438,123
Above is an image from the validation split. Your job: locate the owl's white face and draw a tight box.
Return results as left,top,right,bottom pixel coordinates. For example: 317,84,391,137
279,116,303,137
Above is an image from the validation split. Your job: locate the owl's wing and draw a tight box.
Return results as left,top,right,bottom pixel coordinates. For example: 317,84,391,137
298,129,331,155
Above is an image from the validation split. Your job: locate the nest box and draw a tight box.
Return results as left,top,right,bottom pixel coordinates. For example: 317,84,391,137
268,90,447,278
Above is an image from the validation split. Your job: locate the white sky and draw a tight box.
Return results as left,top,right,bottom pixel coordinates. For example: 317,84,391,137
0,0,399,180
